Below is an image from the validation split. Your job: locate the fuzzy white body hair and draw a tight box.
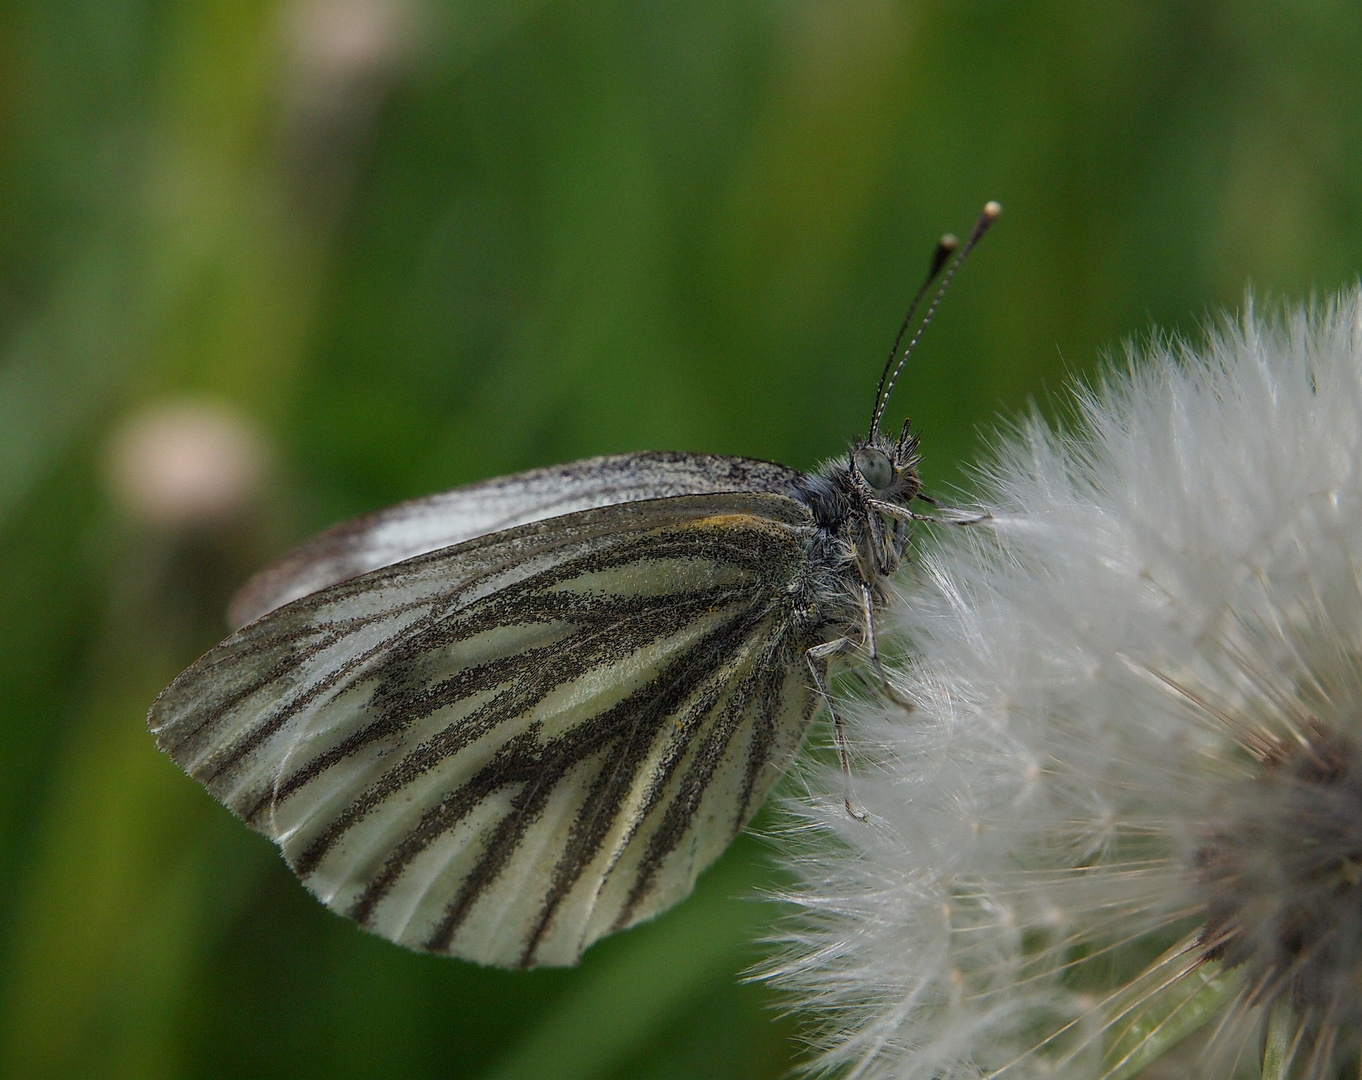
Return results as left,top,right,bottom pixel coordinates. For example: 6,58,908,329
768,288,1362,1079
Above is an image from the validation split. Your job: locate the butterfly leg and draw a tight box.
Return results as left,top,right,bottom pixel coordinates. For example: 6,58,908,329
805,640,869,822
859,583,914,712
868,497,992,527
913,510,992,525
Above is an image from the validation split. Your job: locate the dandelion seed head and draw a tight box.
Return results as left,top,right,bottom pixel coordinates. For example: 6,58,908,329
769,288,1362,1078
1194,720,1362,1021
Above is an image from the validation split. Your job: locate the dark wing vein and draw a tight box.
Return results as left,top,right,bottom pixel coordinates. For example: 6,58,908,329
150,493,824,968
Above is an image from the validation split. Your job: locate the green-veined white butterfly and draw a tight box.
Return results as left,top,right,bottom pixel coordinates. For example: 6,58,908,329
149,203,999,969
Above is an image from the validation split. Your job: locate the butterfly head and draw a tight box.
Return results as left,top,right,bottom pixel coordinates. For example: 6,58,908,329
851,420,921,508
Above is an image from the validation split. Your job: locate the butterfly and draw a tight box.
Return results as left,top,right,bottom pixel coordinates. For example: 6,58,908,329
149,202,999,969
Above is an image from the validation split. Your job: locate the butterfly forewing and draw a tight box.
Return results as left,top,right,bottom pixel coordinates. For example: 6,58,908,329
228,452,803,628
151,493,822,968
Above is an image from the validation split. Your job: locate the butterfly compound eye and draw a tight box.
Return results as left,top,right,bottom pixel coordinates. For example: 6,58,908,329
854,447,893,490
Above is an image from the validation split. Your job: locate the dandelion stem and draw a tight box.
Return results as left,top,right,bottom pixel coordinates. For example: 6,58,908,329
1260,997,1300,1080
1098,946,1246,1080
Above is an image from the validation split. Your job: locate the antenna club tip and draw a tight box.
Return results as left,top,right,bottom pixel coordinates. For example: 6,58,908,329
983,200,1002,218
938,233,960,251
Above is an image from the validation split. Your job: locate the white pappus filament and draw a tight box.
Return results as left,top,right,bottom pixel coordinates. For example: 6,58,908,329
768,288,1362,1079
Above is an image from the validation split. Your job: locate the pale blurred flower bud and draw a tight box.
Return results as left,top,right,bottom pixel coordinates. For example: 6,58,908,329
106,400,269,529
285,0,419,93
277,0,424,212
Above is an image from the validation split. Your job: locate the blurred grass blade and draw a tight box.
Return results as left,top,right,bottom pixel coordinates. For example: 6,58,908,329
0,241,137,522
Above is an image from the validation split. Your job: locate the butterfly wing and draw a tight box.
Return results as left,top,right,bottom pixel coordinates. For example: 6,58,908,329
151,493,822,968
229,452,803,627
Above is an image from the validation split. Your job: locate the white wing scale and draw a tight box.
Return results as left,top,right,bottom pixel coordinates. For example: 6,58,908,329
152,492,821,968
228,452,803,627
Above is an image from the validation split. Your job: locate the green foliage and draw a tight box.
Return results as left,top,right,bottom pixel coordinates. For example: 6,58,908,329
1,1,1360,1076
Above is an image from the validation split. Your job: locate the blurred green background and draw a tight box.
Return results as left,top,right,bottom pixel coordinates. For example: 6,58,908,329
1,1,1359,1078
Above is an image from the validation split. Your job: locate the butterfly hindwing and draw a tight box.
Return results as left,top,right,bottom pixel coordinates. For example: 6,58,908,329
151,492,822,968
228,452,804,628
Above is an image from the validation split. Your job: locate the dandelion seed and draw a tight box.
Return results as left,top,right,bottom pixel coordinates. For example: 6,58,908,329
768,288,1362,1079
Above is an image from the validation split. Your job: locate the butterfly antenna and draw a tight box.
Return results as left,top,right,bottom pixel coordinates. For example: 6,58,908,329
869,233,958,436
869,200,1001,436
